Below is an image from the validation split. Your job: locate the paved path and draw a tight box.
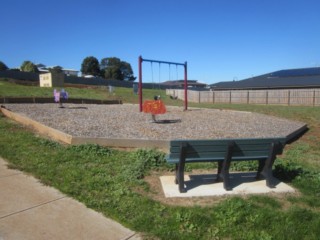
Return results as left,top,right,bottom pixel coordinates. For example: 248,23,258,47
0,157,141,240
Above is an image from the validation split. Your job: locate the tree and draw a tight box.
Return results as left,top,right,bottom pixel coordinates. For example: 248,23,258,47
20,61,38,72
0,61,8,71
120,61,136,81
100,57,121,80
104,66,122,80
49,66,63,74
100,57,136,81
81,56,100,76
99,58,109,78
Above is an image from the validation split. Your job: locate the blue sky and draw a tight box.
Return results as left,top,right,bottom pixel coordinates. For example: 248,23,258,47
1,0,320,84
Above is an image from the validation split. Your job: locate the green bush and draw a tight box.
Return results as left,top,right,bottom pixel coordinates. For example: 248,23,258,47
67,144,113,157
124,149,167,181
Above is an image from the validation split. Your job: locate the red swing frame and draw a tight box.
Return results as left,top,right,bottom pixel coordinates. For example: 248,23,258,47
138,56,188,112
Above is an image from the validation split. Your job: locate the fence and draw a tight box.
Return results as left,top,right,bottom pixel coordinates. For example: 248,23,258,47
3,70,320,106
0,70,164,89
166,89,320,106
0,70,39,81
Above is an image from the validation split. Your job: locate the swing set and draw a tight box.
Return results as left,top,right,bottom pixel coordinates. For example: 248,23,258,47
138,56,188,112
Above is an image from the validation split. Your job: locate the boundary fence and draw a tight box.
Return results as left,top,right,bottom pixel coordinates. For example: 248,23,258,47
0,70,165,89
166,89,320,106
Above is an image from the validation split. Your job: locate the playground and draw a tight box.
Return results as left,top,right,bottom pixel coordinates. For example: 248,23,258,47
1,80,320,239
1,103,306,150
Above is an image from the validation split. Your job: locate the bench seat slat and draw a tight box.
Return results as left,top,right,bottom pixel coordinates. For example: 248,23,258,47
170,138,286,147
168,150,273,159
170,141,285,151
167,155,269,164
169,148,272,155
170,143,274,150
168,139,286,158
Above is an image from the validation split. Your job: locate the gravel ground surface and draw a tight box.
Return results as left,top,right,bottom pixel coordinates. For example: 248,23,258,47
3,103,305,140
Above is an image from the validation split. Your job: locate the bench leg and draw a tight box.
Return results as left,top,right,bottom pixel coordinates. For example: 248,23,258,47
221,141,235,191
261,142,281,188
222,157,231,191
216,162,223,182
178,161,186,193
175,164,179,184
256,159,265,180
178,143,187,193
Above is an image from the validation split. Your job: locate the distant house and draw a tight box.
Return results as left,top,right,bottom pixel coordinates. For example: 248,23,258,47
83,75,96,78
210,67,320,90
61,68,79,76
36,64,49,73
161,80,207,89
36,64,79,76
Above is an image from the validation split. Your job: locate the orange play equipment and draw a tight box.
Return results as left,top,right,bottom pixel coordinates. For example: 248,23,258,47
142,99,166,115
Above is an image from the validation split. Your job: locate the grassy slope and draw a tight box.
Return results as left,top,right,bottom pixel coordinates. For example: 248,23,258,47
0,78,182,106
1,79,320,240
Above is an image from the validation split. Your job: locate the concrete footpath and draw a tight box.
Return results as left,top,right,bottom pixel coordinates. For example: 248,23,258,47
0,157,141,240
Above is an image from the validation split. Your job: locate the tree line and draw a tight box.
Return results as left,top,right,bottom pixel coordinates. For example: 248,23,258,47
0,56,136,82
81,56,136,81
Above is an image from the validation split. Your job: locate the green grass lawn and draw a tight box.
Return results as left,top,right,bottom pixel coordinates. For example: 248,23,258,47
0,78,183,106
1,78,320,239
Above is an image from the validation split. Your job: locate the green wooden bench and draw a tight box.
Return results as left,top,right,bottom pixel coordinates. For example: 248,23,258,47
165,138,287,193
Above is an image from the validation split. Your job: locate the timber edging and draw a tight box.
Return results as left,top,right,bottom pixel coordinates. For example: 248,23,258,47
0,106,73,144
0,106,169,151
0,105,306,152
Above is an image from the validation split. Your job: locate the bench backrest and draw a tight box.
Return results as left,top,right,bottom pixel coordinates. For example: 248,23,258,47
168,138,287,163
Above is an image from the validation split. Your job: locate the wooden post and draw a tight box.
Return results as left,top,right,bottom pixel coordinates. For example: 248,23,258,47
288,90,291,106
266,91,269,105
229,91,232,104
247,91,249,104
313,90,316,107
212,91,215,104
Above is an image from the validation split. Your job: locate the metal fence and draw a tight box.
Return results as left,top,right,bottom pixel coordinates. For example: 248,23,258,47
166,89,320,106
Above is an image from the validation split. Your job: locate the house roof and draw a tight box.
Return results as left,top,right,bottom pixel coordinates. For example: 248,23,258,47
161,80,207,87
210,67,320,90
62,69,79,72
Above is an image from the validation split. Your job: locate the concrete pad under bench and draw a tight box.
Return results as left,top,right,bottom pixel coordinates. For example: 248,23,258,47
160,172,295,198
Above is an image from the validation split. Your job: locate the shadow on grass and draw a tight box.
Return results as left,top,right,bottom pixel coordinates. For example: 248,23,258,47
186,172,282,191
273,164,304,182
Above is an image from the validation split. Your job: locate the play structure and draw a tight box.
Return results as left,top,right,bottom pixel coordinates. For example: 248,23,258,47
142,95,167,122
54,89,68,108
138,56,188,112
